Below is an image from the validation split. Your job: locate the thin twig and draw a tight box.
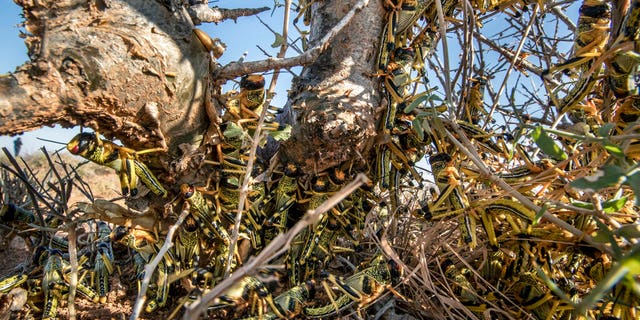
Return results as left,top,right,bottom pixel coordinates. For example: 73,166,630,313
472,31,544,76
550,3,576,31
20,154,55,206
484,4,539,130
130,205,190,320
435,0,452,103
188,5,270,25
443,243,521,320
224,0,293,278
1,148,48,223
257,15,303,55
67,221,79,320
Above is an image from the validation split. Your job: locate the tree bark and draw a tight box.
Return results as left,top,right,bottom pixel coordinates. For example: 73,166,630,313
279,0,385,174
2,0,211,156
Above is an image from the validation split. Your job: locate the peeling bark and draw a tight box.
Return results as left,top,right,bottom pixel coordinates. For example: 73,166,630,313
2,0,211,155
280,0,385,173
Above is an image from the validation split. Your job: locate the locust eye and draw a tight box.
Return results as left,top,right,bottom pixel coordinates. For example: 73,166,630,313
68,132,93,154
69,144,80,154
180,184,194,198
283,163,301,177
305,280,316,299
76,136,91,152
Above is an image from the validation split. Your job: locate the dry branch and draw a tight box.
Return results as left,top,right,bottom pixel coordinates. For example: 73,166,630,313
188,5,270,25
130,204,190,320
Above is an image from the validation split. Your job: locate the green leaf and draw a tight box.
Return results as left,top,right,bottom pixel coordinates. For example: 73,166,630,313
268,125,291,141
597,123,616,137
592,221,616,244
271,32,285,48
602,196,628,213
603,141,626,159
595,218,622,255
594,123,625,158
223,122,245,138
570,200,594,210
622,250,640,275
403,94,436,113
531,126,567,161
570,197,627,213
413,118,424,141
570,165,626,192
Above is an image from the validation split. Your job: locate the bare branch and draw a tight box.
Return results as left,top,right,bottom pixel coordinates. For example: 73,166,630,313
550,5,576,31
473,31,544,76
224,0,294,278
485,4,539,128
188,5,270,25
67,222,79,320
130,205,190,320
75,200,158,231
436,0,453,103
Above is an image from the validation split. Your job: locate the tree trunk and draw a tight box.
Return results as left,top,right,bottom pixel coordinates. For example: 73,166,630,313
280,0,384,174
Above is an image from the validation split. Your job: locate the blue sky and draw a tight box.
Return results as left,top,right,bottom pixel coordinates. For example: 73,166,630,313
0,0,292,154
0,1,25,72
